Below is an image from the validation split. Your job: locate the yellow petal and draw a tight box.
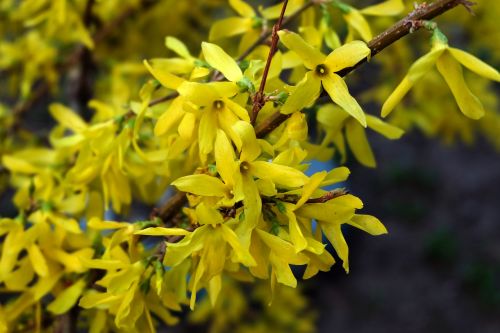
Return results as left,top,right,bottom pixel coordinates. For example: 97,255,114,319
284,204,308,253
261,0,303,19
449,48,500,82
348,214,387,235
195,202,223,225
345,119,376,168
360,0,405,16
208,275,222,307
202,42,243,82
49,104,87,133
321,223,349,272
47,279,86,315
27,245,48,277
295,171,327,208
251,161,308,188
344,9,372,41
256,229,308,265
320,167,350,187
177,81,218,107
221,224,256,266
229,0,255,17
236,175,261,249
296,202,355,223
134,227,190,236
143,60,185,90
215,130,236,187
1,155,38,174
198,111,218,157
436,52,485,119
281,71,321,114
154,97,186,136
165,36,192,60
270,253,297,287
366,114,404,139
324,41,370,72
322,74,367,127
172,174,227,197
209,17,253,41
178,112,196,140
277,30,326,69
233,120,261,162
381,76,412,117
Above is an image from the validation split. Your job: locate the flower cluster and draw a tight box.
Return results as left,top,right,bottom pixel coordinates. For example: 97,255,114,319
0,0,499,332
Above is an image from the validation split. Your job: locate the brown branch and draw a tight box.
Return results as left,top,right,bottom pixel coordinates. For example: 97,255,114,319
250,0,289,125
255,0,473,138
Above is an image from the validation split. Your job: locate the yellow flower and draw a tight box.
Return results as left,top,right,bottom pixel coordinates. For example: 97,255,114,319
317,104,404,167
178,81,249,159
278,30,370,127
382,32,500,119
334,0,405,42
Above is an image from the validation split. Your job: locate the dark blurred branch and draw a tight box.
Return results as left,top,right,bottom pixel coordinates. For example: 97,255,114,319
255,0,474,138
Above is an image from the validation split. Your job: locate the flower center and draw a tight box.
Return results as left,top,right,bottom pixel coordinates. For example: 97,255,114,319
239,161,250,174
213,100,225,110
315,64,328,77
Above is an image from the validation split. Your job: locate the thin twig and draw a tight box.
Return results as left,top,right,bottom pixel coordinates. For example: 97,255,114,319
250,0,289,125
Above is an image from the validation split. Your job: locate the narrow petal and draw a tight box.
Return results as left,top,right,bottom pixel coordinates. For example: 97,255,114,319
321,223,349,272
47,279,86,315
366,114,404,139
360,0,404,16
178,112,196,141
277,30,326,69
27,245,48,277
284,204,308,253
178,82,217,107
407,47,445,82
198,111,218,157
154,97,185,136
344,9,372,41
449,48,500,82
215,129,236,186
229,0,255,17
172,174,227,197
236,174,261,249
295,171,327,208
324,41,370,72
49,104,87,133
165,36,192,60
195,202,224,225
251,161,308,188
134,228,190,236
220,224,256,266
381,76,413,117
348,214,388,235
436,52,485,119
345,119,376,168
322,74,367,127
281,71,321,114
144,60,185,90
209,17,253,41
202,42,243,82
233,120,261,162
225,98,250,122
296,202,355,224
